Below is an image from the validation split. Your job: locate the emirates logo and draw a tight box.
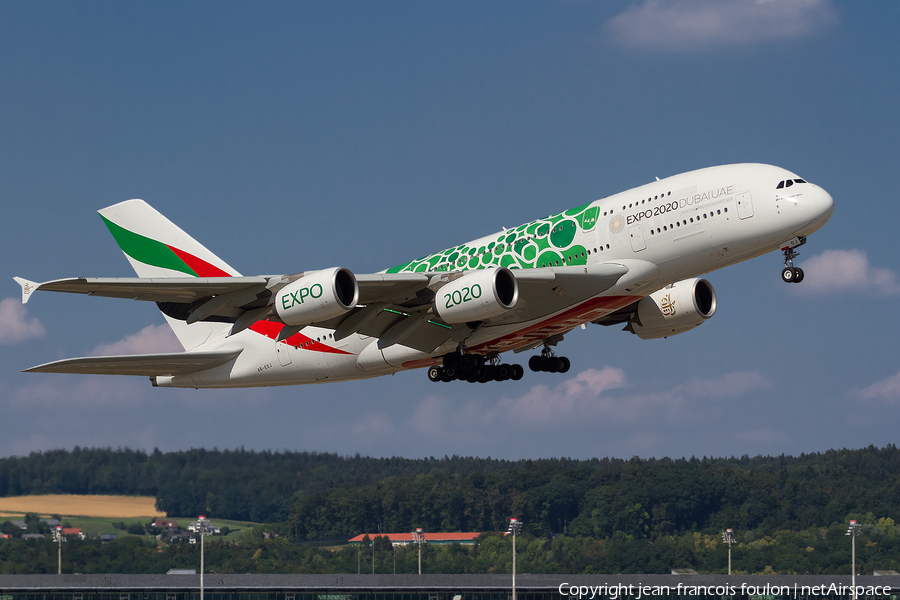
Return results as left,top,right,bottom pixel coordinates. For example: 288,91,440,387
660,293,676,316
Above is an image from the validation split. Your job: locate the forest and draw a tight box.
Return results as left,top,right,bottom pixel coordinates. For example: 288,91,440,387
1,445,900,574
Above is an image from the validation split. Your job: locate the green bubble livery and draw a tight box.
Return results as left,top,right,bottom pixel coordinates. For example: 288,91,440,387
386,203,599,274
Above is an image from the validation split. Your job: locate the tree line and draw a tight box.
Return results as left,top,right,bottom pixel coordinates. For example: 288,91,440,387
3,522,900,575
1,445,899,540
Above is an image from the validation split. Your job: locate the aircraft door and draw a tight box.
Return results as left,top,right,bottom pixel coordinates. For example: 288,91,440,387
736,192,754,219
629,224,646,252
580,206,599,232
276,343,292,366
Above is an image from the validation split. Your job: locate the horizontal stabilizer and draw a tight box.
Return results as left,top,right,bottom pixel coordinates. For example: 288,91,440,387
23,350,242,376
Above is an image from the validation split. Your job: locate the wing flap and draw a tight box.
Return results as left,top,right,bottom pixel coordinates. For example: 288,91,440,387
485,263,630,325
23,350,242,376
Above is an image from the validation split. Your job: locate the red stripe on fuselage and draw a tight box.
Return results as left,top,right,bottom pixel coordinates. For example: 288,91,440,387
249,320,353,356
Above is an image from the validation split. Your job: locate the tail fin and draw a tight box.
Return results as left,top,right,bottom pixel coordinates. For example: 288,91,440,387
99,200,241,278
99,200,240,350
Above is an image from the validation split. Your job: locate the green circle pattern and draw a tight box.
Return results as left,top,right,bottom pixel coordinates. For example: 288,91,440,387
386,203,602,274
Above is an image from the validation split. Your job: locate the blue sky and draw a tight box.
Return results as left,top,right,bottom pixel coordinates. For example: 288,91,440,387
2,0,899,461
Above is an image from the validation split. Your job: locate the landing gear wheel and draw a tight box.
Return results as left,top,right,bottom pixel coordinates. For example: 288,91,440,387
496,364,511,381
781,236,806,284
529,356,542,372
559,357,571,373
511,364,524,380
427,366,443,382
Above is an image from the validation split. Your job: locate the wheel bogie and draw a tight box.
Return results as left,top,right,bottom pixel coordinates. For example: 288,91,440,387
429,353,526,383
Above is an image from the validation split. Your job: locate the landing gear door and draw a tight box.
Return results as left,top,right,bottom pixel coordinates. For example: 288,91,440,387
736,192,754,219
629,224,646,252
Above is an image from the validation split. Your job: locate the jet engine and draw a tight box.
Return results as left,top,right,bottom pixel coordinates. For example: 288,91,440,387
433,267,519,324
273,267,359,326
626,278,716,340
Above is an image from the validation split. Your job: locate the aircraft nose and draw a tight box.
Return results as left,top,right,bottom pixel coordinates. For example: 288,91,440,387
813,186,835,224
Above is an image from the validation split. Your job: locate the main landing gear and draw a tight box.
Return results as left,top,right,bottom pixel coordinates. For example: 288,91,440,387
781,236,806,284
427,351,524,383
528,346,571,374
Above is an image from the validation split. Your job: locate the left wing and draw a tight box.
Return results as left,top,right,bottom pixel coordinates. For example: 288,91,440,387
15,261,643,355
23,350,243,376
14,276,269,304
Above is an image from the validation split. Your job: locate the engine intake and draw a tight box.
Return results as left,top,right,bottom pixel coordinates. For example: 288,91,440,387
627,278,716,340
274,267,359,326
433,268,518,324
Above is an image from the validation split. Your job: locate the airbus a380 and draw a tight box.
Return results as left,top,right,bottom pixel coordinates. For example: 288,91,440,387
15,163,833,388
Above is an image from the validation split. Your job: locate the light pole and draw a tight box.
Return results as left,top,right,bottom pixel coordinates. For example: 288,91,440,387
721,529,736,575
847,520,861,600
508,518,523,600
56,526,62,574
197,516,212,600
412,528,425,574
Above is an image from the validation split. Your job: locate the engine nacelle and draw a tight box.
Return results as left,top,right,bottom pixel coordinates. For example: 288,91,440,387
627,278,717,340
274,267,359,326
433,268,518,324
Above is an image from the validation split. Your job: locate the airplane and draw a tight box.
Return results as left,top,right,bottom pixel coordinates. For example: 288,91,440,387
15,163,834,388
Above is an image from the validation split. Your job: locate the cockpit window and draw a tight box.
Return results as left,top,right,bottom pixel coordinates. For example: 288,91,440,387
777,178,808,189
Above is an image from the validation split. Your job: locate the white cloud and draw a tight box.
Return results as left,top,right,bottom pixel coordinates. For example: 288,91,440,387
407,366,769,441
604,0,837,53
90,323,182,356
796,249,900,295
0,297,46,344
678,371,771,399
852,371,900,403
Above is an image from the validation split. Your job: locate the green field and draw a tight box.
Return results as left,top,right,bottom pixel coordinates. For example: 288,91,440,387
4,514,256,542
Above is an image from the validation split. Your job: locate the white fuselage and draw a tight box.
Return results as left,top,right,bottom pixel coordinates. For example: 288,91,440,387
156,164,834,388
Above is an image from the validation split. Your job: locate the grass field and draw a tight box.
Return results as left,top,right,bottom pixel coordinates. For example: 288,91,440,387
0,494,256,541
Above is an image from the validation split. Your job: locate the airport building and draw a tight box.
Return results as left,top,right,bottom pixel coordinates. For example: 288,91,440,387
0,574,898,600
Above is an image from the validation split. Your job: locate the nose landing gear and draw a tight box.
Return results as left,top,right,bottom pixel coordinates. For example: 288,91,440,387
781,236,806,283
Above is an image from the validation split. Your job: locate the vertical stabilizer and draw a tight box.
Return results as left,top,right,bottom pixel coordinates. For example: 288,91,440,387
99,200,240,350
99,200,241,278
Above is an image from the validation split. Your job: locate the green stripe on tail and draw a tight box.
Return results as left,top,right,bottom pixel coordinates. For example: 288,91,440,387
100,216,198,277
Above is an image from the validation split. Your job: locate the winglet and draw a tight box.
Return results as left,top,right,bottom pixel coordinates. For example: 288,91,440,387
13,277,40,304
